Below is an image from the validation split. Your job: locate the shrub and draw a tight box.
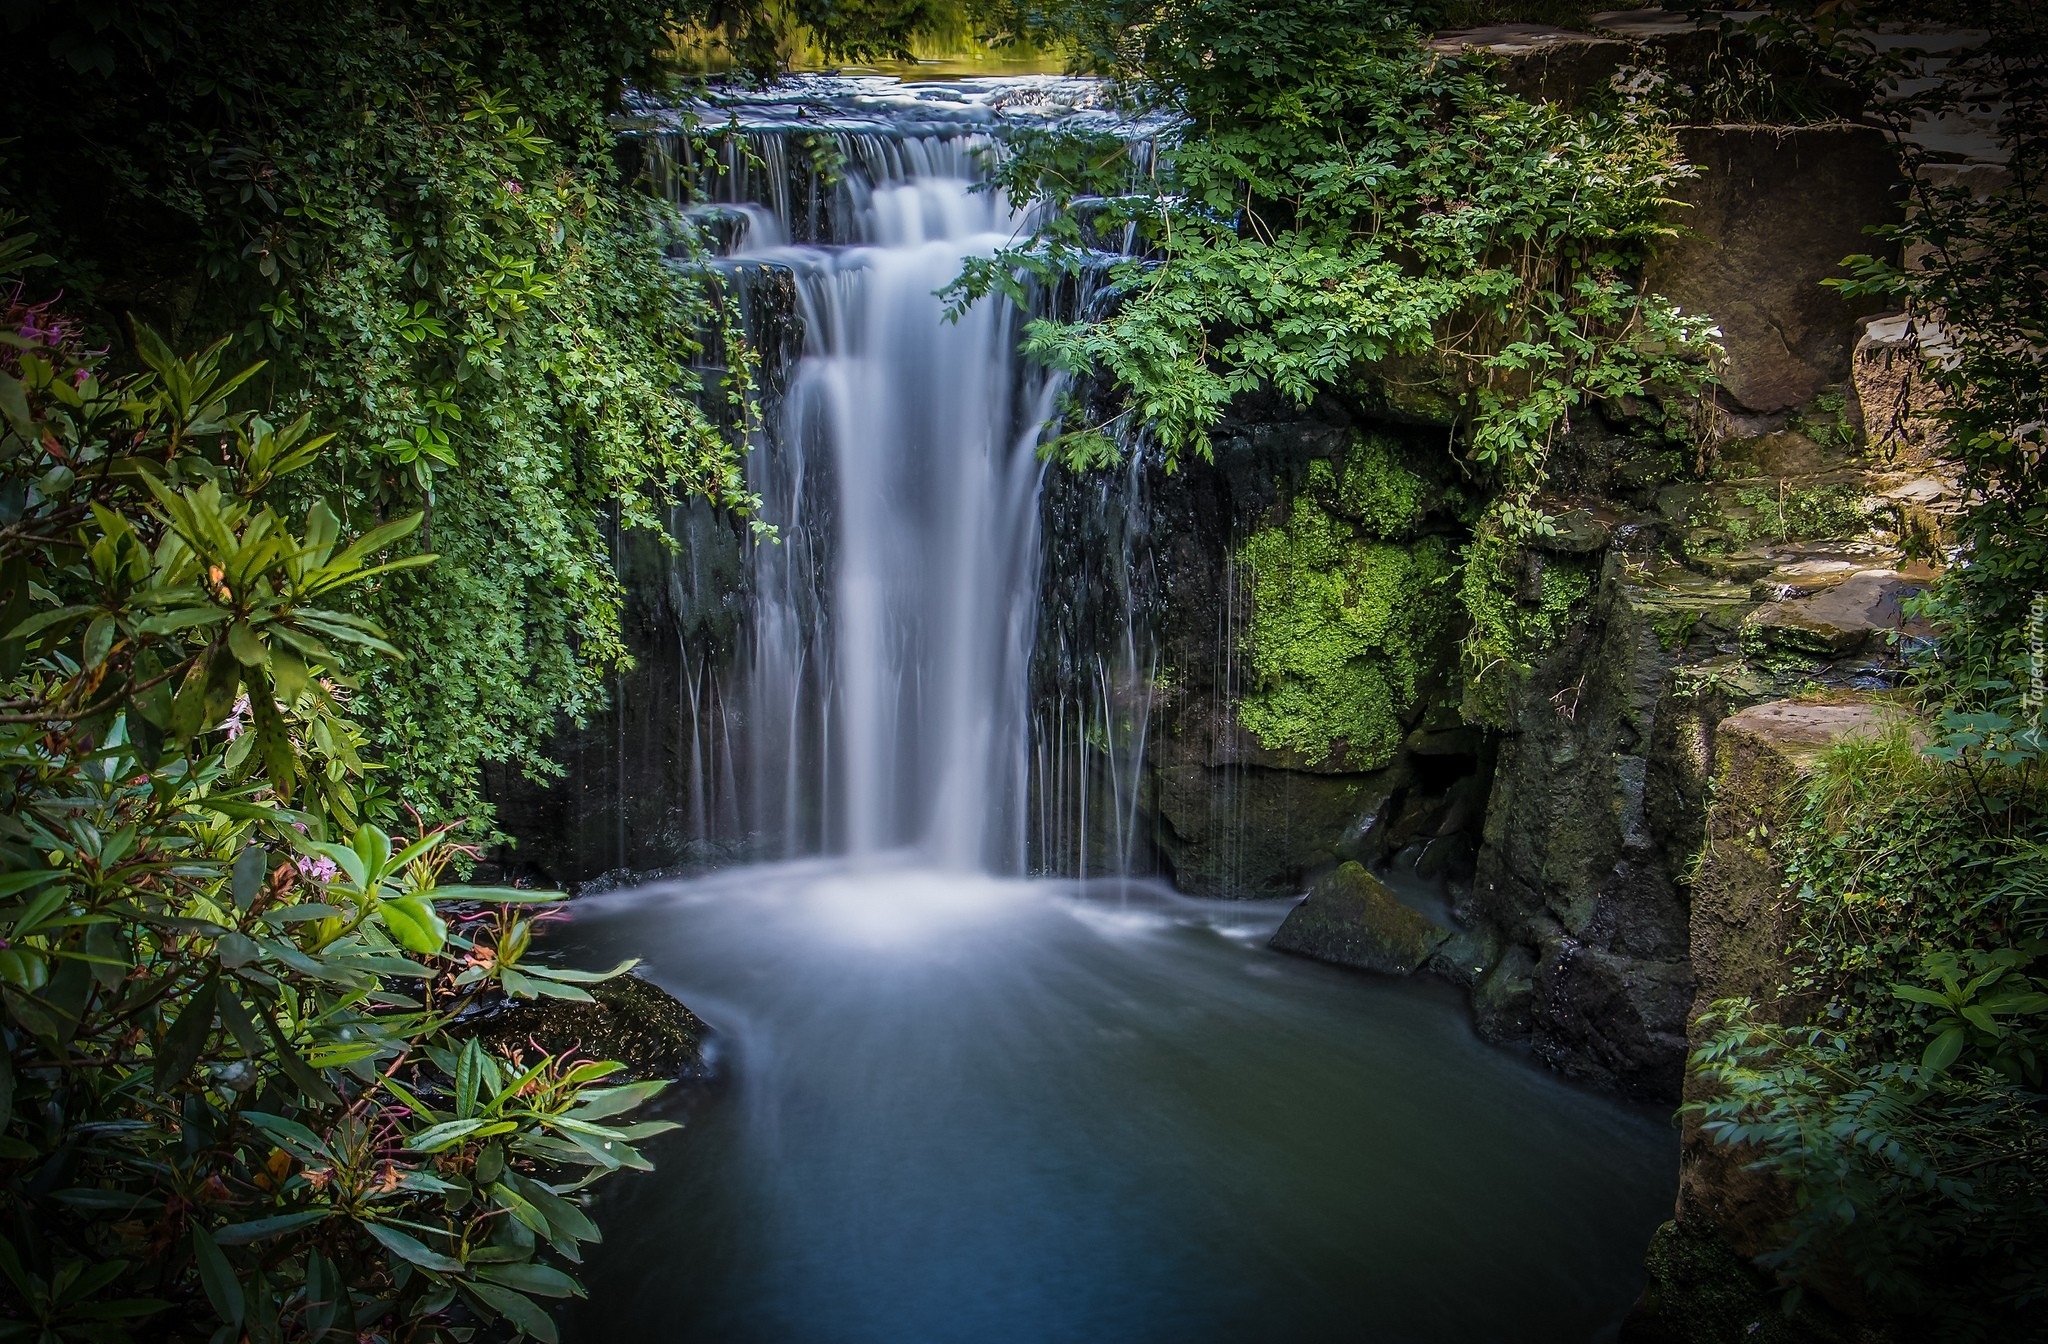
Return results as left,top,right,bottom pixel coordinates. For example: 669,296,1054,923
0,227,666,1344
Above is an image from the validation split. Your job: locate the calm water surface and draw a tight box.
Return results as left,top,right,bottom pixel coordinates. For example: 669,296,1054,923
553,862,1678,1344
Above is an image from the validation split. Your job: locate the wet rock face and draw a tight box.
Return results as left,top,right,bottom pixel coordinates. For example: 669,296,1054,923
1269,861,1451,975
1033,390,1487,897
485,500,750,884
1648,125,1904,415
1464,546,1771,1099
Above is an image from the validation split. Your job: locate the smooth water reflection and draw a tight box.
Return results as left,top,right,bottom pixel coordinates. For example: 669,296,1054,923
557,864,1677,1344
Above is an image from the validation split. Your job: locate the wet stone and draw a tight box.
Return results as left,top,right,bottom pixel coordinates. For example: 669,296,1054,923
1739,569,1924,659
1270,861,1452,976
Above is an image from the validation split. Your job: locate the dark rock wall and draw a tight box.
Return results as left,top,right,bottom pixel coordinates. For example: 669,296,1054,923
1031,393,1488,897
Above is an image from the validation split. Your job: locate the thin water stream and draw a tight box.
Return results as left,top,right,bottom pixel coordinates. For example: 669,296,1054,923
558,78,1680,1341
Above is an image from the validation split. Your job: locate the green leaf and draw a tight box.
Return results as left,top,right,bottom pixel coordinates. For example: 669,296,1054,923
1921,1025,1968,1075
403,1118,490,1153
1891,984,1953,1010
430,885,566,904
519,959,638,984
153,976,219,1091
190,1228,244,1326
242,1111,334,1163
378,893,447,955
5,604,94,641
502,1171,600,1246
565,1081,667,1124
464,1281,559,1343
363,1221,463,1274
476,1262,583,1299
213,1211,327,1245
228,621,267,667
0,869,64,898
258,1012,342,1106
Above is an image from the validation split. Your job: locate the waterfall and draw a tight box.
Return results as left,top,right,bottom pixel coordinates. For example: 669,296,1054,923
567,77,1167,883
655,106,1066,872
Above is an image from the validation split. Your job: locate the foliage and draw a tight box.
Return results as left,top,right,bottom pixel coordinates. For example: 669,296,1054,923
948,0,1717,724
0,240,668,1344
1457,523,1595,727
1688,705,2048,1332
3,1,760,832
1714,482,1871,549
1237,455,1454,766
661,0,1041,77
951,0,1719,505
1828,0,2048,671
1684,13,2048,1323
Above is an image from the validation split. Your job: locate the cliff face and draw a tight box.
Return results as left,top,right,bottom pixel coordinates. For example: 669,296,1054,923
1039,85,1932,1110
1621,697,1899,1344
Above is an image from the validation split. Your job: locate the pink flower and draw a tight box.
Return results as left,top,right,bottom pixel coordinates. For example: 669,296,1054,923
295,854,338,884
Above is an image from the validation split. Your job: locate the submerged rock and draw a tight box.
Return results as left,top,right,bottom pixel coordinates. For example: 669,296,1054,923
467,972,712,1080
1270,862,1451,975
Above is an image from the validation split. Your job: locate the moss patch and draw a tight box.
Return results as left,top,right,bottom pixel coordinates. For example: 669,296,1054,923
1458,523,1597,728
1308,432,1433,538
1237,478,1453,770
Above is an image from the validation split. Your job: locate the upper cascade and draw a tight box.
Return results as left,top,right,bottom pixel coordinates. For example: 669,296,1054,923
625,75,1144,872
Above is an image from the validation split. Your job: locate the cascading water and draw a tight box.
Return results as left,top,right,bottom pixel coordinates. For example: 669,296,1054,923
550,77,1680,1344
735,134,1048,867
637,79,1137,869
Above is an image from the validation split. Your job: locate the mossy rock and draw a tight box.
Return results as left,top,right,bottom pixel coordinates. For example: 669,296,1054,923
1237,487,1455,770
1152,760,1401,898
466,973,711,1080
1621,1221,1882,1344
1269,861,1450,975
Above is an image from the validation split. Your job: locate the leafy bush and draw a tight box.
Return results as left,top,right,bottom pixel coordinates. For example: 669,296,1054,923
0,232,668,1344
948,0,1717,717
1689,711,2048,1333
4,1,761,831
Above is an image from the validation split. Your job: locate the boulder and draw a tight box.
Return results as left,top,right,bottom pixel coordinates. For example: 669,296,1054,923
1270,861,1451,975
1531,940,1695,1099
467,972,712,1080
1151,753,1404,898
1647,125,1905,415
1472,942,1537,1041
1739,568,1922,659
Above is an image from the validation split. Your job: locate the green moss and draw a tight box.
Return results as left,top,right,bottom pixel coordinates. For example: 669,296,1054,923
1237,487,1453,769
1651,608,1703,652
1458,524,1597,728
1682,483,1871,560
1310,433,1434,538
1732,482,1871,543
1786,387,1856,453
